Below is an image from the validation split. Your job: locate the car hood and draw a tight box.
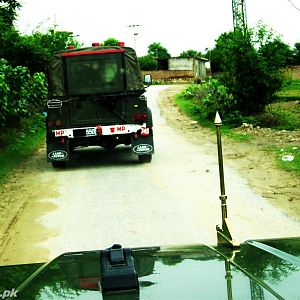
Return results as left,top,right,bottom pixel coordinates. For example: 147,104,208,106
1,237,300,299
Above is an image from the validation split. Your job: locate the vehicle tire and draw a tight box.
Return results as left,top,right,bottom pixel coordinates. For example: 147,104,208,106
138,154,152,163
52,161,66,168
147,108,153,128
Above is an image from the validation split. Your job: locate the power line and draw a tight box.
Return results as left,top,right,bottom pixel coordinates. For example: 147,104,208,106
287,0,300,11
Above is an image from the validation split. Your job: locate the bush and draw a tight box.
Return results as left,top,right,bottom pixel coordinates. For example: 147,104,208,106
180,79,242,126
211,24,291,116
139,55,157,71
0,59,47,128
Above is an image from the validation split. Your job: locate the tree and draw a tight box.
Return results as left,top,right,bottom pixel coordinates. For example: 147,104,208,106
3,28,81,74
102,38,120,46
0,0,22,61
211,24,291,116
147,42,170,59
292,42,300,65
179,50,202,58
0,0,21,29
138,55,157,71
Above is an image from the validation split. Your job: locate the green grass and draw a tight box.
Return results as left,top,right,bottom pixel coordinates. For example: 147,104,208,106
0,114,46,184
175,94,253,141
267,146,300,174
175,84,299,174
261,101,300,130
277,79,300,100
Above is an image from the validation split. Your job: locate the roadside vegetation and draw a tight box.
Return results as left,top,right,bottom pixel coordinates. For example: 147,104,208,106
0,1,81,184
175,79,299,174
174,23,299,174
0,114,45,183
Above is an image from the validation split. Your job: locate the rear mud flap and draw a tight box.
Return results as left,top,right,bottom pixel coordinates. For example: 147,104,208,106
47,138,70,162
131,133,154,155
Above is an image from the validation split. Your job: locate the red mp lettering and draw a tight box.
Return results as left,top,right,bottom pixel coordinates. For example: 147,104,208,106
55,130,64,136
117,126,126,132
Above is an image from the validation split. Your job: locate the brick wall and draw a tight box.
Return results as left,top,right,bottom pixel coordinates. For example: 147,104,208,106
141,66,300,81
286,66,300,79
141,70,194,82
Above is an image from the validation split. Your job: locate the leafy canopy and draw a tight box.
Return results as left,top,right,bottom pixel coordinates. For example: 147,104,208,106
147,42,170,59
102,38,120,46
211,23,293,116
179,50,202,58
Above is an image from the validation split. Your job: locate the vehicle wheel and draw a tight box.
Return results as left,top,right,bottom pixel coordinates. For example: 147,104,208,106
138,154,152,163
52,161,66,168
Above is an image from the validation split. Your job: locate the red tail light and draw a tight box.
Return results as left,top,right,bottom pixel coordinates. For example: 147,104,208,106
96,125,102,135
92,42,100,46
134,113,148,123
67,45,75,49
118,42,125,46
47,119,64,128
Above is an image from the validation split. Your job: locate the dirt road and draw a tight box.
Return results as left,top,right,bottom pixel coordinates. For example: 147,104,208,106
0,85,299,266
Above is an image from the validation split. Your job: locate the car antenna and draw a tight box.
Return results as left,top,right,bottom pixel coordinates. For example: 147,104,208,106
214,112,240,248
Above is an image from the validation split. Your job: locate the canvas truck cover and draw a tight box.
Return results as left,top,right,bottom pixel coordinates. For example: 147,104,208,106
48,46,145,98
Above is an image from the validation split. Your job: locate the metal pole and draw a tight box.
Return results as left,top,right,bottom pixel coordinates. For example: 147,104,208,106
128,25,141,51
214,112,228,222
214,112,239,248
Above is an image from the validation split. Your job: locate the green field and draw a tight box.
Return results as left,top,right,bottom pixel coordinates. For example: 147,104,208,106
277,79,300,99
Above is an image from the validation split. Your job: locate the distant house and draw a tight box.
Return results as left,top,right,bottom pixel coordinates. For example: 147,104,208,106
140,56,209,82
168,57,209,81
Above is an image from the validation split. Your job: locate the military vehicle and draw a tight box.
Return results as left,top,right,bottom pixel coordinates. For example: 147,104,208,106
1,113,299,299
46,43,154,167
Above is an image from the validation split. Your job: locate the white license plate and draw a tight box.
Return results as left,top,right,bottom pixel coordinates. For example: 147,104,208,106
86,128,96,136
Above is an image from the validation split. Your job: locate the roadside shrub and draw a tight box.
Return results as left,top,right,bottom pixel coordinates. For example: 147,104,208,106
180,79,242,126
0,59,47,128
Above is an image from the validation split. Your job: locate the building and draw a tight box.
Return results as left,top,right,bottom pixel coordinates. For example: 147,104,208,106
168,57,209,81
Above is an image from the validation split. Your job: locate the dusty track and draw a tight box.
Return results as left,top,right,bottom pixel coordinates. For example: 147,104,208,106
0,85,299,266
158,85,300,221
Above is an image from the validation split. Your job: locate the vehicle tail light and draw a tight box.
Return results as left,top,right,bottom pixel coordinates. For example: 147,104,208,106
118,42,125,46
92,42,100,46
96,125,102,135
67,45,75,49
47,119,64,128
55,119,63,126
134,113,147,123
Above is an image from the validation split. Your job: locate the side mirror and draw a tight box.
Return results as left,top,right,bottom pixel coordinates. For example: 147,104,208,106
144,74,152,86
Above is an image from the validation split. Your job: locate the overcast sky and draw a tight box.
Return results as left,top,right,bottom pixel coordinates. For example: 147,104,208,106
15,0,300,57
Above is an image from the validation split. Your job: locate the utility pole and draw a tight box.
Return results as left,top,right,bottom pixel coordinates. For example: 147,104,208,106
232,0,247,32
128,24,141,51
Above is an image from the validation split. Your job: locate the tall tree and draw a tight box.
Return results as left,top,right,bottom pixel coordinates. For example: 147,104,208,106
147,42,170,59
0,0,22,60
213,24,291,116
0,0,21,29
7,28,81,73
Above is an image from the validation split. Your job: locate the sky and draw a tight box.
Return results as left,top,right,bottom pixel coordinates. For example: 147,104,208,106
15,0,300,57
